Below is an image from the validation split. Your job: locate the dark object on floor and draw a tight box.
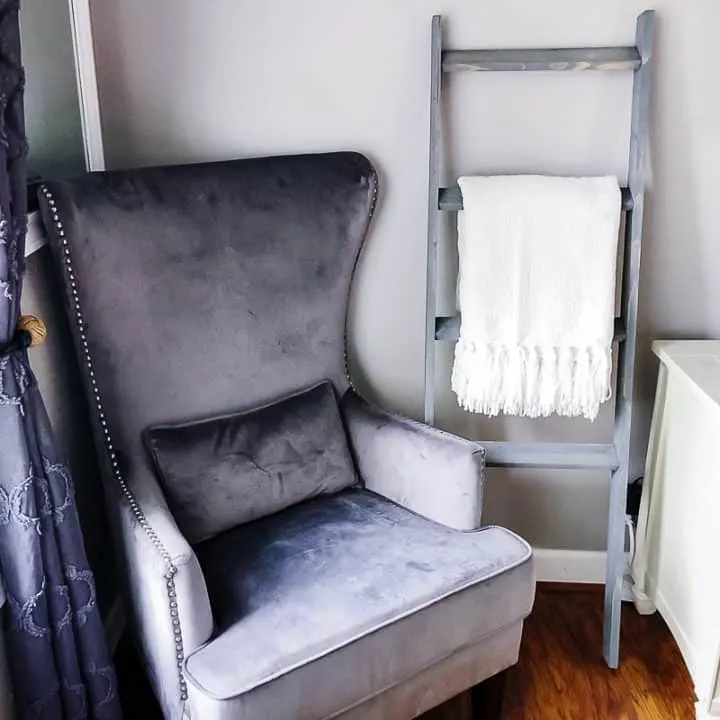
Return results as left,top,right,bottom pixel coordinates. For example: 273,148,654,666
627,477,644,520
470,671,508,719
114,632,161,719
116,586,695,719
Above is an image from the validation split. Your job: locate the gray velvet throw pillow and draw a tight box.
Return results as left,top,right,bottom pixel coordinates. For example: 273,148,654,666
144,381,358,544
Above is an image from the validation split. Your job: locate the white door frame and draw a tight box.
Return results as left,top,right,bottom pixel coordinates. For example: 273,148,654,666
67,0,105,172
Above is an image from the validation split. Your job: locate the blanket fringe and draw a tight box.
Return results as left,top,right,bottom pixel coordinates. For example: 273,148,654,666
451,341,612,420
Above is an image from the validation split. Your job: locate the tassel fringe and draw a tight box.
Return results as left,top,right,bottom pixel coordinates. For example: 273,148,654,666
451,340,612,421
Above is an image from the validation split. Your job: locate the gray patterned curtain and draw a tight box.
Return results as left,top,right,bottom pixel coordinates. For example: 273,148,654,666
0,1,121,718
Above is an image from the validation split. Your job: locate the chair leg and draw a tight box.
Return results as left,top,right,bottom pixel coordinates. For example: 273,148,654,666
469,669,508,720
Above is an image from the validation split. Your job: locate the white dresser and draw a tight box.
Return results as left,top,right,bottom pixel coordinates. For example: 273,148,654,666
632,341,720,720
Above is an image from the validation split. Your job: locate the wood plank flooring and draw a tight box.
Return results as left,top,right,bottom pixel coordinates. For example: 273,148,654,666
116,585,696,719
421,585,696,720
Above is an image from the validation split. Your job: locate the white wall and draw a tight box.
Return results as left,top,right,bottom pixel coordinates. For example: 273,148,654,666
88,0,720,550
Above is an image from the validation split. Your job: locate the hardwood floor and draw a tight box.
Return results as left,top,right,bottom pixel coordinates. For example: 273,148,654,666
421,585,696,720
116,585,696,719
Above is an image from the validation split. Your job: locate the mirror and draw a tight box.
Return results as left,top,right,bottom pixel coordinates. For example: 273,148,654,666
21,0,86,182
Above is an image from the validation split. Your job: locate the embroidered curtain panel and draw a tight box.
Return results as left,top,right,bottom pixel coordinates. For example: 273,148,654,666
0,2,120,717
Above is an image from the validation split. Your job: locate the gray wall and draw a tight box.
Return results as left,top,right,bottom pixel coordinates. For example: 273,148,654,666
87,0,720,551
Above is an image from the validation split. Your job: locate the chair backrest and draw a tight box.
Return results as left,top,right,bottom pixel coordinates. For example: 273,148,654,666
39,152,377,493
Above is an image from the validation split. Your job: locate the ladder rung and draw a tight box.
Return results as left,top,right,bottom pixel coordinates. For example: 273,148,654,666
436,315,626,342
443,46,641,73
483,441,619,470
439,186,633,212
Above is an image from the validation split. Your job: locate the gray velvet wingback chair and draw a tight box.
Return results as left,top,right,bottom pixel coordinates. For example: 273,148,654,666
38,152,535,720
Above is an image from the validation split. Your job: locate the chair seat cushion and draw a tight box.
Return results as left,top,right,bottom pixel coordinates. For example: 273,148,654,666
186,489,534,708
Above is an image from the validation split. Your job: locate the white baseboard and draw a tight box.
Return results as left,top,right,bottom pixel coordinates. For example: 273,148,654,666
534,548,607,584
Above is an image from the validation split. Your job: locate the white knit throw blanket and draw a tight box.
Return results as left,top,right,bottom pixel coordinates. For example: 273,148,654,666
452,175,621,420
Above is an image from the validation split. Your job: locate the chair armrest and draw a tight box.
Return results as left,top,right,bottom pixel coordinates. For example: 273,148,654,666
119,466,213,715
341,390,486,530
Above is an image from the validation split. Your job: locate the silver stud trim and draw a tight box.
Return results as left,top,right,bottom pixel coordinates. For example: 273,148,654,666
39,185,189,706
343,167,379,390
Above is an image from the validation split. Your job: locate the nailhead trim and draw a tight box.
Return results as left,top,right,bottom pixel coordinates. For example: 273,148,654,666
39,186,189,707
343,168,379,390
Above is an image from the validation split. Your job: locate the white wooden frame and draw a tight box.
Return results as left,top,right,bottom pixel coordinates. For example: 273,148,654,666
68,0,105,173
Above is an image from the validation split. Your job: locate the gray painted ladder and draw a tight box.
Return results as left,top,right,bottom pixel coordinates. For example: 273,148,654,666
424,11,655,669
